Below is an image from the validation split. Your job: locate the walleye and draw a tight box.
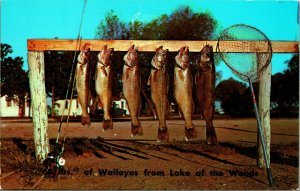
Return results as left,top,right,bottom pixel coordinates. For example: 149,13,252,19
174,46,197,141
122,45,143,137
149,46,169,142
95,45,114,130
75,43,91,127
195,45,217,144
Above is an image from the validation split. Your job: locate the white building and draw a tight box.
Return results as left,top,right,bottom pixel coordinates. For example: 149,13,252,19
0,95,31,117
53,98,130,116
53,99,82,116
0,95,130,117
113,99,130,115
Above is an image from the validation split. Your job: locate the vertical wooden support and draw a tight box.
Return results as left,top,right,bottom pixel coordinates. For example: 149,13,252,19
28,51,49,161
257,62,272,168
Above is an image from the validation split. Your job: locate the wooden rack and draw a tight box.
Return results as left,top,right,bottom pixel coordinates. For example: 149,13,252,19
27,39,298,166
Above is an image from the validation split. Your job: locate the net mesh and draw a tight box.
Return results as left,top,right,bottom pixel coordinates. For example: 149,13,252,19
217,24,272,82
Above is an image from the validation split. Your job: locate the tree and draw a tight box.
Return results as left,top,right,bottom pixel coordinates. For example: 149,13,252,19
271,54,299,114
94,6,220,116
95,10,128,40
165,7,216,40
1,43,29,117
284,54,299,109
1,43,13,59
128,21,144,40
215,78,254,116
44,50,78,116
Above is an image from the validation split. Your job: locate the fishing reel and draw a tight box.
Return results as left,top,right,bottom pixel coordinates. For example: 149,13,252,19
43,142,66,180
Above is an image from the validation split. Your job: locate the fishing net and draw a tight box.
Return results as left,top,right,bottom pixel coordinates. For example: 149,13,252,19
217,24,272,82
217,24,274,186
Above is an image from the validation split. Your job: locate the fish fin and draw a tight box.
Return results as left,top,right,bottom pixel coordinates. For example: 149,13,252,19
89,96,98,114
94,70,98,80
98,97,103,109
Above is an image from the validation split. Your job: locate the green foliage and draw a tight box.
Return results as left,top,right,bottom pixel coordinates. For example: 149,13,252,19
95,10,128,40
128,21,144,40
96,6,217,41
44,51,75,99
94,6,219,101
165,7,216,40
215,78,254,116
215,54,299,116
1,43,13,59
1,43,29,100
1,43,29,116
271,54,299,114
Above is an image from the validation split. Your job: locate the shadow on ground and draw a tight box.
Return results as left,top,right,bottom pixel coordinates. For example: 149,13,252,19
220,142,298,167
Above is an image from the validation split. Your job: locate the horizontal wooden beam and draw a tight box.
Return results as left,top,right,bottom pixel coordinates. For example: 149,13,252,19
27,39,298,53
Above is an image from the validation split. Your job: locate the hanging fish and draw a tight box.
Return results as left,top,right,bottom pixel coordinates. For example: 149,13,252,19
149,46,169,142
75,43,91,127
174,46,197,141
122,45,143,137
95,45,114,130
195,45,217,144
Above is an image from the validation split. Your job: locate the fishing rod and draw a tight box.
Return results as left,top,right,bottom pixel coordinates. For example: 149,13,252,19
44,0,88,180
56,0,87,144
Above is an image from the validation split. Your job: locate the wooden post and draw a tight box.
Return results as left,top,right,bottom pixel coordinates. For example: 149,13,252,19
257,61,272,168
28,51,49,161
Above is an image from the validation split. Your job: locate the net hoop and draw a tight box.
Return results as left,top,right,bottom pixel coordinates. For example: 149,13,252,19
217,24,272,82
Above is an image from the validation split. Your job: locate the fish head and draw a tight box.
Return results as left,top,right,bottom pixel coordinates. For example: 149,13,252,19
197,45,214,71
200,44,213,62
154,46,168,69
81,43,91,62
176,46,190,69
98,45,114,66
124,45,138,67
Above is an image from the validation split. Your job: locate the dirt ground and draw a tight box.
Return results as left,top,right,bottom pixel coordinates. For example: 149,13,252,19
0,117,298,190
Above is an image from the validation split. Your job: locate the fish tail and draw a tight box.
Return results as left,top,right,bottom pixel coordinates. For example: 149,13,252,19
81,116,91,128
184,127,197,141
103,119,113,131
157,127,169,143
131,122,143,137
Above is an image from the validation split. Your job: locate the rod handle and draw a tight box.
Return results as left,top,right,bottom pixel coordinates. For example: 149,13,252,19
267,167,273,186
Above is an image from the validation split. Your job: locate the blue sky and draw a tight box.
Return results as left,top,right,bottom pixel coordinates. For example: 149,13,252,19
2,0,299,81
